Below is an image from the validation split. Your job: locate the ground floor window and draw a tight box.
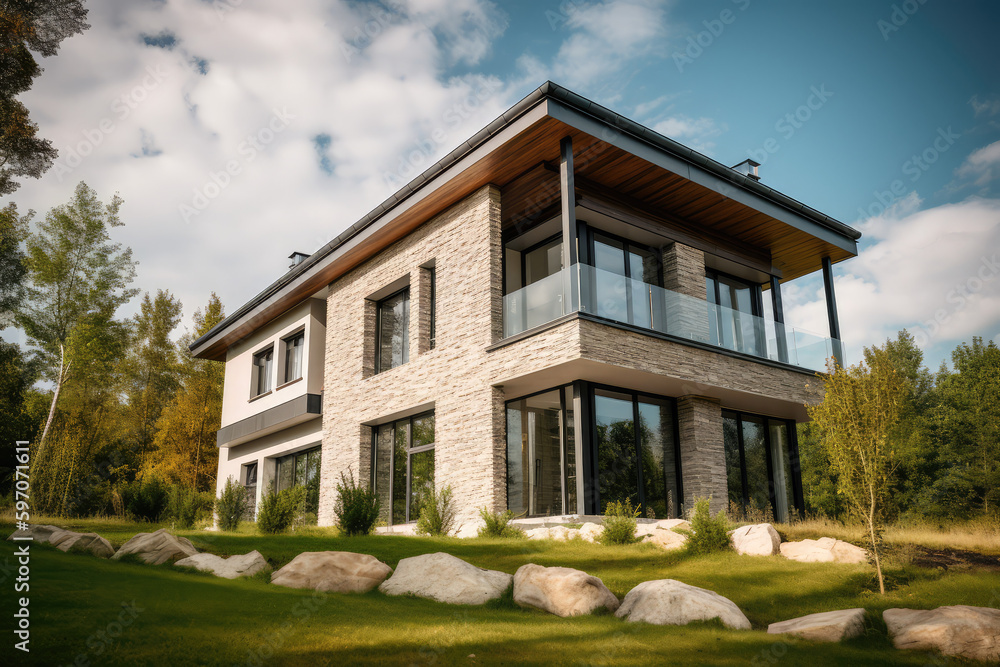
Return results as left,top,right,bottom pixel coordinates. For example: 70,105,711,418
506,382,680,519
242,461,258,519
274,446,321,520
372,412,435,525
723,411,801,522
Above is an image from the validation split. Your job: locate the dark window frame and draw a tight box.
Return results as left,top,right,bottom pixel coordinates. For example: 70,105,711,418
282,330,305,384
722,409,803,521
428,268,436,350
374,287,410,374
371,410,435,525
251,346,274,398
706,268,766,356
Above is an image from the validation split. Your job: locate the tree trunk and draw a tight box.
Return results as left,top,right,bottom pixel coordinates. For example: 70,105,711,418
35,344,69,472
868,484,885,594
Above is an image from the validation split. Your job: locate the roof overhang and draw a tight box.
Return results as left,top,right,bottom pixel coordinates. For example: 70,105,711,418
191,81,860,361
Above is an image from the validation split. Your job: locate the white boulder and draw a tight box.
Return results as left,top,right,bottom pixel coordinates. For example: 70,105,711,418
578,523,603,543
271,551,392,593
615,579,751,630
779,537,867,564
8,525,114,558
174,551,269,579
642,529,688,551
379,552,512,605
656,519,691,532
113,528,198,565
884,606,1000,662
768,608,866,642
513,564,619,617
730,524,782,556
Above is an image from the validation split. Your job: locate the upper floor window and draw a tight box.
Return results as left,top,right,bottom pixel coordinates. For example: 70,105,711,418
252,346,273,397
705,270,764,356
428,268,436,350
376,288,409,373
283,331,304,383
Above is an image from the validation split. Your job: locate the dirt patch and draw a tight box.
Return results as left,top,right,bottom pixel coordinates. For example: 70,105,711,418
907,545,1000,572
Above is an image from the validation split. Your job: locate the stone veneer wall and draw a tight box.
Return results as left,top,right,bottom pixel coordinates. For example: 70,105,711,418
320,184,503,526
677,396,726,515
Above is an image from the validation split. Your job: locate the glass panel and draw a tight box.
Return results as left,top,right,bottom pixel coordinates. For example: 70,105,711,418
742,416,771,518
768,420,795,523
594,235,628,323
505,391,563,517
254,348,273,396
525,239,562,286
393,421,408,524
378,290,409,372
244,463,257,486
638,397,677,519
412,413,435,448
506,404,525,516
723,414,743,510
276,454,294,493
563,386,576,515
374,425,393,523
595,389,638,512
295,452,307,487
628,248,657,329
409,448,435,522
284,333,303,382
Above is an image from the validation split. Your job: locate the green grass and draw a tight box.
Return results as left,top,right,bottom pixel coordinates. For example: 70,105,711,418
3,517,998,665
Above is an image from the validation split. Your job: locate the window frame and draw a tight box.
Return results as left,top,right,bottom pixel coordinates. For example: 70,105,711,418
371,410,435,525
282,330,305,385
374,287,410,374
722,409,803,521
251,346,274,398
428,267,436,350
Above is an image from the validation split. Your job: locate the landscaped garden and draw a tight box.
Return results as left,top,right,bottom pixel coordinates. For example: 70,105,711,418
4,514,999,666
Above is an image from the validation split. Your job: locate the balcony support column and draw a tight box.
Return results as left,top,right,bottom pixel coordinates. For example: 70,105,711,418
770,276,789,364
560,136,580,313
822,256,844,369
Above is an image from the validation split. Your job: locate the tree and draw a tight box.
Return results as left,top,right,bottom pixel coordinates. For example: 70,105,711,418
122,290,183,476
0,202,30,323
807,345,908,594
17,182,138,471
146,294,225,492
1,0,89,195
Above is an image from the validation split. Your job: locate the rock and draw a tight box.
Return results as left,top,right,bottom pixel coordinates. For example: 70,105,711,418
379,552,512,605
513,564,619,617
779,537,867,564
9,525,113,558
271,551,391,593
549,525,576,541
113,528,199,565
615,579,751,630
768,608,866,642
579,523,603,543
730,524,781,556
525,527,550,540
634,521,658,537
174,551,268,579
49,531,114,558
454,521,484,539
656,519,691,532
884,606,1000,662
643,529,688,551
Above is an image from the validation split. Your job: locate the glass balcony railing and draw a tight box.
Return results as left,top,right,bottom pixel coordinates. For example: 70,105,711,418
502,264,841,372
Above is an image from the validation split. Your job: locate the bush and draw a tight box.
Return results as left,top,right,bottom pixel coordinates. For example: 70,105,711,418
678,498,732,555
334,469,381,536
416,484,456,537
599,498,641,545
165,485,214,529
257,485,306,534
216,477,250,532
477,507,525,539
121,476,169,522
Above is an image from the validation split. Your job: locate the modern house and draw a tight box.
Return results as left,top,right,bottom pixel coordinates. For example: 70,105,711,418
190,82,860,527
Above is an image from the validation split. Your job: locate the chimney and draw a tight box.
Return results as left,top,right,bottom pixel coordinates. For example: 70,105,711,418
288,252,309,270
731,159,760,181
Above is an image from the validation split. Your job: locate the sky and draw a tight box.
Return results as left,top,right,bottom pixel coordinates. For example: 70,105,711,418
6,0,1000,371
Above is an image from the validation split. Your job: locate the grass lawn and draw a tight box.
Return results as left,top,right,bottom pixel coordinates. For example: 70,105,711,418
2,517,999,665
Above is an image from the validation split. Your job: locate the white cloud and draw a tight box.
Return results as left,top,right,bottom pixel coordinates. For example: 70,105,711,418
651,114,724,154
969,94,1000,118
956,139,1000,187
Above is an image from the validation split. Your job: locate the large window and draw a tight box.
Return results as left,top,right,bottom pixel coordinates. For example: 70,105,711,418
591,231,662,329
506,387,575,517
372,412,435,525
706,270,765,356
251,347,273,397
723,410,800,522
594,388,679,518
376,289,409,373
242,462,258,518
274,446,321,519
283,331,304,384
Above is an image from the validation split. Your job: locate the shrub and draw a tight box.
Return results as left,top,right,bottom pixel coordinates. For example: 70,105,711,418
416,484,456,536
599,498,641,545
165,485,214,529
477,507,525,539
216,477,250,532
257,485,306,534
334,469,381,536
121,476,169,522
678,498,732,555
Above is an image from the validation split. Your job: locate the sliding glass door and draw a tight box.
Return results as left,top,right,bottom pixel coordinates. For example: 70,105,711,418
372,412,435,525
723,410,801,522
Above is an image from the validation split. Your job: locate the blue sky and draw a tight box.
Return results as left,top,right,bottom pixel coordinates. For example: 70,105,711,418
7,0,1000,371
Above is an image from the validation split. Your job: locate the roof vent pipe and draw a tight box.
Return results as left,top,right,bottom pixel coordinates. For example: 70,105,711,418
288,252,309,270
731,159,760,181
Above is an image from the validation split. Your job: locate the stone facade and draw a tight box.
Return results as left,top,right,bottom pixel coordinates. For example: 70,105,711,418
677,396,726,515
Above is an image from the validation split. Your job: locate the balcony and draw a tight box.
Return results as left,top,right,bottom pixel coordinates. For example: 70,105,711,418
503,264,840,372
